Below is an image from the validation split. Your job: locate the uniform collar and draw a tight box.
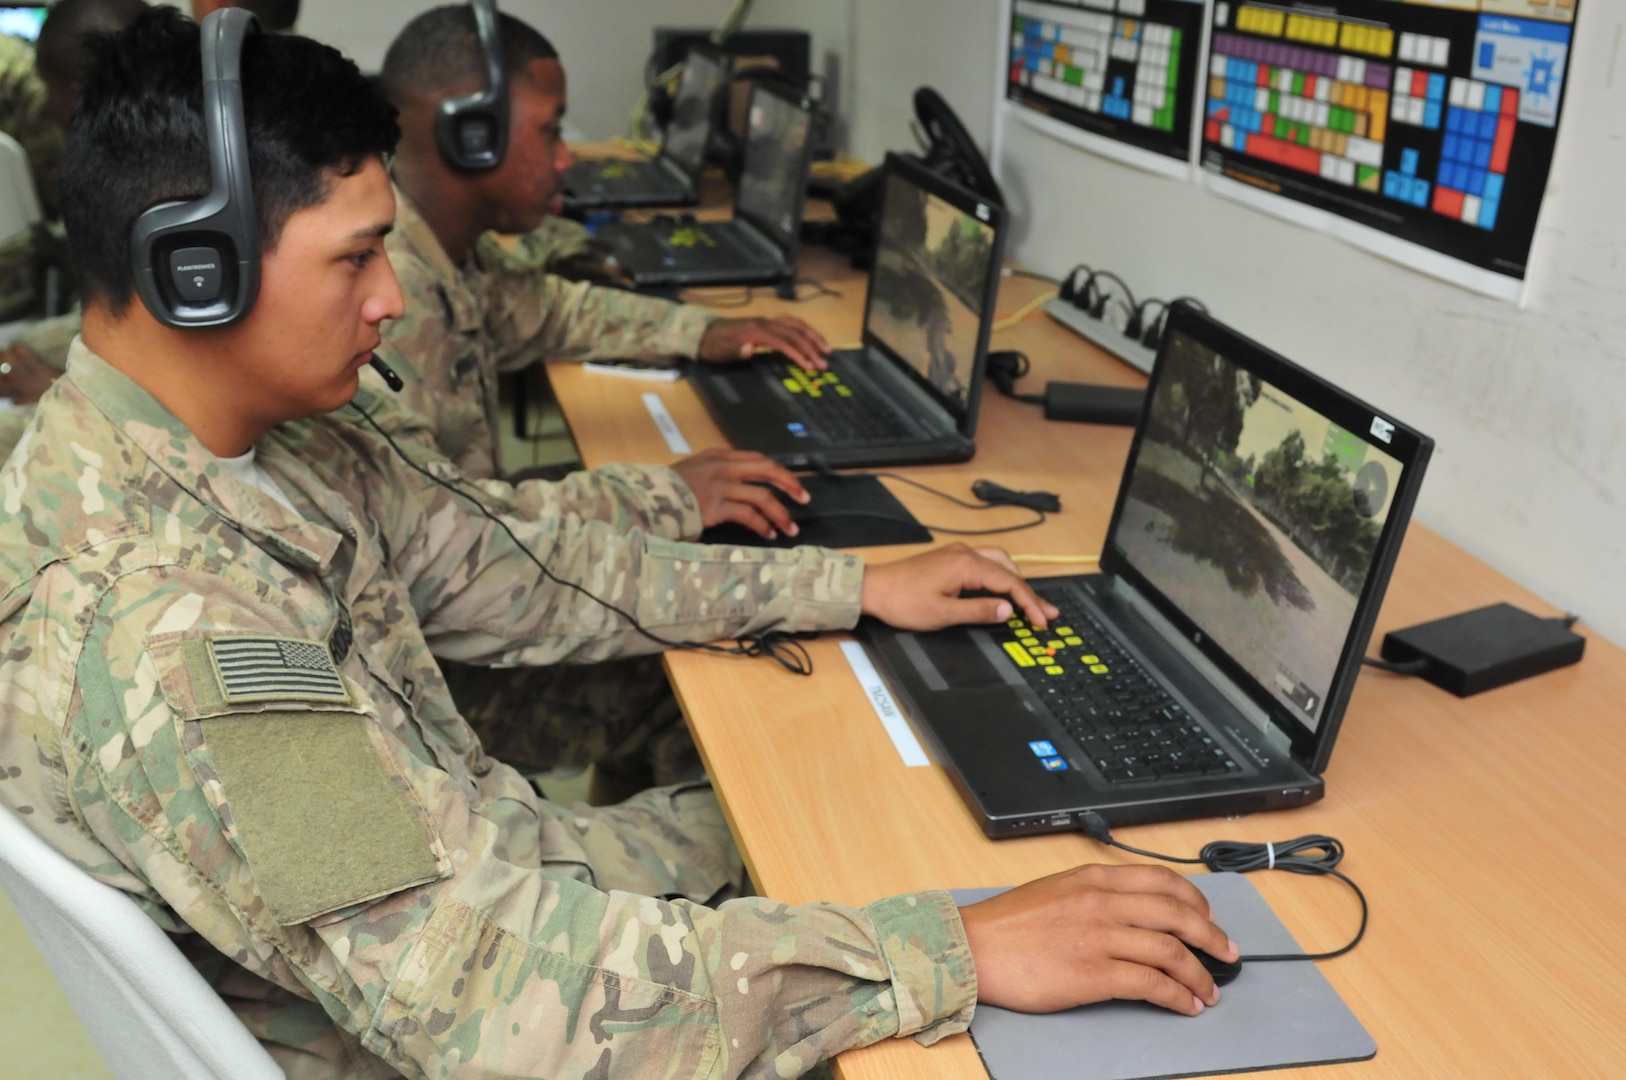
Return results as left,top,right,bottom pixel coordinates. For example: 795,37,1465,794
64,339,343,572
390,183,483,334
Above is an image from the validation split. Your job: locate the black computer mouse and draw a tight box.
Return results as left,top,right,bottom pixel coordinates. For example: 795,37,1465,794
1187,943,1242,987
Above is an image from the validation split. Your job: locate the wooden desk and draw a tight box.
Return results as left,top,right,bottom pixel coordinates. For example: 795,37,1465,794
545,252,1626,1077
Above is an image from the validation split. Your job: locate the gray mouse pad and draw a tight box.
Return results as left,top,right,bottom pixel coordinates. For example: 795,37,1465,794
950,873,1375,1080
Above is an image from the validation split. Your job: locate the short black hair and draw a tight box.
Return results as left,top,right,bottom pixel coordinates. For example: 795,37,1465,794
233,0,300,34
61,8,399,316
379,4,559,106
35,0,148,87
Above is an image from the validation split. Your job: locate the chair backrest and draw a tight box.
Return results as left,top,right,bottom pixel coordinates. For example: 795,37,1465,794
0,804,283,1080
0,131,42,242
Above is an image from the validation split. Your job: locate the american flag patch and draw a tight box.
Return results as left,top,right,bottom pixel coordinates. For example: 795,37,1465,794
206,637,350,705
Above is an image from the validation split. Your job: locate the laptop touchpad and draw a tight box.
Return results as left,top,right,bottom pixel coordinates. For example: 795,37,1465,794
898,630,1024,691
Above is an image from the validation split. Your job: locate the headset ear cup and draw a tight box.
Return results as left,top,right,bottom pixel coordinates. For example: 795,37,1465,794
436,0,508,171
130,8,261,329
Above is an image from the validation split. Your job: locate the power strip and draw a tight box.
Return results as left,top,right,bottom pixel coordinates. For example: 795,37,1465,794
1042,298,1159,375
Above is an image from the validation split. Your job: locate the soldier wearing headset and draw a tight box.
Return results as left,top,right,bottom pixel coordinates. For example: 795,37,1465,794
0,8,1235,1078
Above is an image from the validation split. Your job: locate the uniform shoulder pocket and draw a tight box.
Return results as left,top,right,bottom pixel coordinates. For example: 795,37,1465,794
159,633,451,926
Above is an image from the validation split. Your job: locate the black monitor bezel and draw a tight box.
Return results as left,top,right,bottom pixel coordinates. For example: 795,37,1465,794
659,44,731,179
1099,303,1433,770
731,79,817,265
858,152,1009,437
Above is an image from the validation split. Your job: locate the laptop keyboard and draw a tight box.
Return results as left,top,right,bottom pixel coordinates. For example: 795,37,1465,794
997,600,1242,784
777,362,916,443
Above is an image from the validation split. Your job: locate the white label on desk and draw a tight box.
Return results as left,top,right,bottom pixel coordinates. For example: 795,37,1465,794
841,641,930,768
641,392,691,454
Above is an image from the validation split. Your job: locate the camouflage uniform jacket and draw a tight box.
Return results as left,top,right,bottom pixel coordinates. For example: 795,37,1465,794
0,305,708,540
0,341,978,1079
371,188,718,479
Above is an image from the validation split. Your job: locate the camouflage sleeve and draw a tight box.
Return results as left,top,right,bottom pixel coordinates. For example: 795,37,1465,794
337,406,862,665
51,569,974,1080
479,267,718,373
16,307,81,372
352,387,701,540
488,463,703,540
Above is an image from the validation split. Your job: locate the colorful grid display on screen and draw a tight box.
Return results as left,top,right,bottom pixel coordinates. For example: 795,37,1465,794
1012,0,1184,131
1201,0,1576,265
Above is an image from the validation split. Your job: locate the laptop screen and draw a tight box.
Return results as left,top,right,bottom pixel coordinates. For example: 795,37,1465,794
662,49,729,176
0,7,46,40
1107,324,1408,735
865,170,1000,417
734,87,810,254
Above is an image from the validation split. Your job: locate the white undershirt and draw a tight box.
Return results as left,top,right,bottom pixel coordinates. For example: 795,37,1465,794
218,448,302,519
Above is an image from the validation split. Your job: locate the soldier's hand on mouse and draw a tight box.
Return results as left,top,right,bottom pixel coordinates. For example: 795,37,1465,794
860,543,1059,631
697,315,831,372
673,448,809,540
960,863,1238,1015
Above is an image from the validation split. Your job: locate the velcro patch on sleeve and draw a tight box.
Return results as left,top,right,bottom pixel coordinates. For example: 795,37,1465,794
197,710,445,925
206,636,351,705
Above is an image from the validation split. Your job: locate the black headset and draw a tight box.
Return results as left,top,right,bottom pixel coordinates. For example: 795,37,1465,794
435,0,508,171
130,8,260,329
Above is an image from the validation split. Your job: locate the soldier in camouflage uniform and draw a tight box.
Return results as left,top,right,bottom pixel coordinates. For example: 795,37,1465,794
375,7,841,793
0,13,1235,1076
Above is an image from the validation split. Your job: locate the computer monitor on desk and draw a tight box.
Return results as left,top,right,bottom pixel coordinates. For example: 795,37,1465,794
0,6,46,40
860,304,1433,834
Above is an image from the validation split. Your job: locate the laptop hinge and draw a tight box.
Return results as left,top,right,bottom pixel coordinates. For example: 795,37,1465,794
735,221,790,267
1108,578,1285,747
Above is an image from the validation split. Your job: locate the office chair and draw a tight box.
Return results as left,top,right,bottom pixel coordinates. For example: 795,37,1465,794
0,804,283,1080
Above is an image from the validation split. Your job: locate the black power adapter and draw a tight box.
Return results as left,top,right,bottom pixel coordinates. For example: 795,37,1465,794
1378,603,1585,696
1042,382,1145,425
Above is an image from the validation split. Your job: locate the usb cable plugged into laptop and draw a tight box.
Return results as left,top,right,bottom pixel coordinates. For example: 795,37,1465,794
1077,810,1368,964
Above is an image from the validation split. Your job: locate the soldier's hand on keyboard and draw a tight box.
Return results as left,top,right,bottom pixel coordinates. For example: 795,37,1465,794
960,863,1236,1015
673,448,809,539
697,315,831,371
861,544,1059,631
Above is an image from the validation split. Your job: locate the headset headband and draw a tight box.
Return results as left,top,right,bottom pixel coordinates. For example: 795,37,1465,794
130,8,261,329
435,0,509,171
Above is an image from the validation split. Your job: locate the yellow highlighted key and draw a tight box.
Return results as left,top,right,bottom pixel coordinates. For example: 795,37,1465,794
1046,640,1065,650
1065,636,1083,646
1056,627,1074,636
1082,655,1100,665
1090,663,1109,675
1044,666,1064,675
783,378,802,393
1015,628,1033,639
1003,641,1036,668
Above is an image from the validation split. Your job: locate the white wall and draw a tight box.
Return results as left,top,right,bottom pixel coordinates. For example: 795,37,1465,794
302,0,751,142
754,0,1626,646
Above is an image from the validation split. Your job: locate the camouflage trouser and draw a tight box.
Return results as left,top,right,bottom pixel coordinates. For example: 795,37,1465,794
441,654,702,787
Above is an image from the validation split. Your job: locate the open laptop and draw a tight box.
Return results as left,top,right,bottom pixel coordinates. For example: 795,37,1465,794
561,46,728,211
859,304,1433,834
0,6,46,40
595,80,816,292
686,152,1007,469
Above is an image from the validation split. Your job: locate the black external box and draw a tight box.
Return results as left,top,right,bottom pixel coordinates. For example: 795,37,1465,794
1379,602,1585,697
